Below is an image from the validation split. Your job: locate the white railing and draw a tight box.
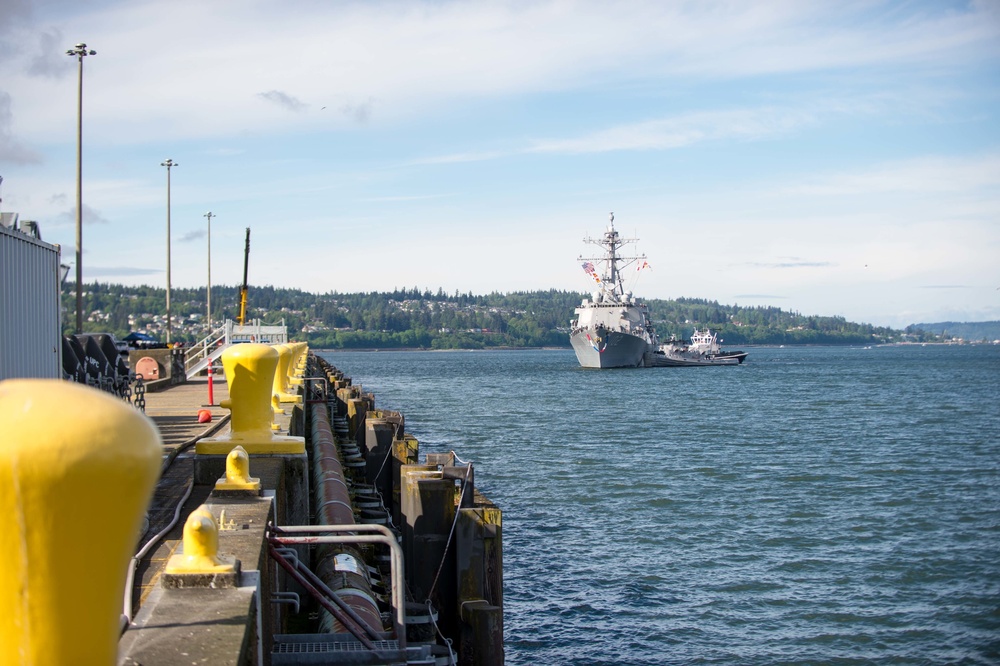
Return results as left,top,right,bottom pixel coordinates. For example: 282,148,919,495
230,318,288,344
183,319,289,379
183,322,230,378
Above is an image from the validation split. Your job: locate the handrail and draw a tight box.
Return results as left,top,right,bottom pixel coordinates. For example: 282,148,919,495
184,321,230,374
229,318,288,344
268,523,406,649
183,319,289,379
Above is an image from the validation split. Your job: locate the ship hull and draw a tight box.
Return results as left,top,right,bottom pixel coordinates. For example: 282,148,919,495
570,328,649,368
649,350,748,367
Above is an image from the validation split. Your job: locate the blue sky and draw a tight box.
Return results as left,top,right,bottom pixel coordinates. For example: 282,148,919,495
1,0,999,329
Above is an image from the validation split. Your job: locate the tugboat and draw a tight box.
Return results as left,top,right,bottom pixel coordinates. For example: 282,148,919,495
570,213,658,368
651,328,748,366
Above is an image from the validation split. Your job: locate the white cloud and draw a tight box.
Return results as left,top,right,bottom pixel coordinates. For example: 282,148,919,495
0,91,43,164
257,91,308,113
3,0,998,145
2,1,998,330
528,106,818,154
780,154,1000,196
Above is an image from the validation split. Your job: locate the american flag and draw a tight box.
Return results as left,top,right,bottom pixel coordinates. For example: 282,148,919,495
582,261,595,274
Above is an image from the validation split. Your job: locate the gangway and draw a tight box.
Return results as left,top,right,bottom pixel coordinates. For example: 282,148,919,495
184,319,289,380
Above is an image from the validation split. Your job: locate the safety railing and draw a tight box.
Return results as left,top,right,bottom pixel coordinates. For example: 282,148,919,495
184,319,290,380
183,322,230,379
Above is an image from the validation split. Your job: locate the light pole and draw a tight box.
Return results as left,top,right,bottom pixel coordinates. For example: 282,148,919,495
66,42,96,334
204,211,214,331
160,159,177,343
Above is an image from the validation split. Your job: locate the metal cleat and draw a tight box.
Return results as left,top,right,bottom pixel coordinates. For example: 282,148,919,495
163,506,240,587
214,445,261,494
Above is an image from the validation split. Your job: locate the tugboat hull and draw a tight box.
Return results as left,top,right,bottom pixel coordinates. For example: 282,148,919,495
649,350,748,367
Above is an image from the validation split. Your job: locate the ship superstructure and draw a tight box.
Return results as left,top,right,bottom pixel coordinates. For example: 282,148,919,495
570,213,657,368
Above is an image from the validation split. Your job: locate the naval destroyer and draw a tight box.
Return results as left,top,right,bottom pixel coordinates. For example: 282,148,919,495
570,213,658,368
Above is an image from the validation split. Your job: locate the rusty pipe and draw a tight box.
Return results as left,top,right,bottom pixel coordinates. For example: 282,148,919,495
308,403,388,638
271,524,406,649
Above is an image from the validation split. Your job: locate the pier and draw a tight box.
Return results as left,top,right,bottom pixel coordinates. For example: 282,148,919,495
1,344,503,665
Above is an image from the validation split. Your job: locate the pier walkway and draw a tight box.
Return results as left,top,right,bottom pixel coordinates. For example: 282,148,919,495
130,376,235,622
109,356,502,665
144,376,230,452
122,373,305,664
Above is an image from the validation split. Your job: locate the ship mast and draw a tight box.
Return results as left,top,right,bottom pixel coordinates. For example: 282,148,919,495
578,212,645,298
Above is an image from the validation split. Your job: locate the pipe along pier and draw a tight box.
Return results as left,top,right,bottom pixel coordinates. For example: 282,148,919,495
0,342,503,665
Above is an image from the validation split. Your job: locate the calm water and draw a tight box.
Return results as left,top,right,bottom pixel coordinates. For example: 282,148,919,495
320,346,1000,665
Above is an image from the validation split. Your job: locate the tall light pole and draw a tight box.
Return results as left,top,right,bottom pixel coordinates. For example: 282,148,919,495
160,159,177,343
66,43,96,334
204,211,214,331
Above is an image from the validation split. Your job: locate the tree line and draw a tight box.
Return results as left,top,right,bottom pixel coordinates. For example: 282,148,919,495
65,282,919,348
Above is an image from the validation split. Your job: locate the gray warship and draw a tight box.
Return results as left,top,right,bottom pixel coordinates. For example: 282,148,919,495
570,213,658,368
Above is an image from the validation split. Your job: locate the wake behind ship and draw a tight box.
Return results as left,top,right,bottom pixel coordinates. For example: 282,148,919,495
570,213,657,368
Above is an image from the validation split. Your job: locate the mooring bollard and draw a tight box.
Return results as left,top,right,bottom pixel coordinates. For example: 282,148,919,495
164,506,239,577
196,343,304,455
215,445,261,493
272,343,302,404
0,379,162,665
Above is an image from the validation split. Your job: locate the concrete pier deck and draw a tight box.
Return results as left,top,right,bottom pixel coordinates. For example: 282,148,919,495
131,376,233,615
144,376,230,452
116,360,502,664
122,373,298,664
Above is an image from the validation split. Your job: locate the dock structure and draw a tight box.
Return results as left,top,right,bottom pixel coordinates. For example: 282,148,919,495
1,345,503,665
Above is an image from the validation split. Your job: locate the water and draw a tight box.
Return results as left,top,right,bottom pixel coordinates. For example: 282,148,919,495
320,345,1000,665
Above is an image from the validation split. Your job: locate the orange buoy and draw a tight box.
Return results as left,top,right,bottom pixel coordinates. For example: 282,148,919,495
197,409,212,423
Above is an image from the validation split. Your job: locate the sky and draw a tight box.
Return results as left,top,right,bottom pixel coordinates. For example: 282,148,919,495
1,0,999,329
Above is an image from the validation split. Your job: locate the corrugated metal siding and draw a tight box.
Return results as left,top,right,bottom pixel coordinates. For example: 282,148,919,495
0,224,63,380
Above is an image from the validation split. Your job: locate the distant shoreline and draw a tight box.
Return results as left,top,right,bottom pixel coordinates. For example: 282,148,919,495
314,342,995,353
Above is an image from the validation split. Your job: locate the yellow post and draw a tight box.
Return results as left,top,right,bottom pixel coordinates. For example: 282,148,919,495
196,343,305,455
221,343,277,439
164,506,238,574
215,445,261,492
272,344,302,404
0,379,161,665
273,343,292,393
287,342,307,386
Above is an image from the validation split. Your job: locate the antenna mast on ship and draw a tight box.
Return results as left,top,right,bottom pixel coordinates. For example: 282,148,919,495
578,212,646,297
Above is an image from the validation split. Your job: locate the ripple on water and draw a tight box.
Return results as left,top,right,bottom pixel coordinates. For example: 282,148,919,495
323,346,1000,665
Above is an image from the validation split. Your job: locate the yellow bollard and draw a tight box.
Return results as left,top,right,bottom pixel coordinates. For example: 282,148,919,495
272,344,302,404
196,343,305,455
215,445,261,492
287,342,308,386
273,343,292,393
272,391,286,416
164,506,238,575
0,379,161,666
221,343,277,438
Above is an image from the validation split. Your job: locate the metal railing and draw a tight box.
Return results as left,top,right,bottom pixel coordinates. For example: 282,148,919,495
183,319,290,380
183,322,230,379
268,523,407,650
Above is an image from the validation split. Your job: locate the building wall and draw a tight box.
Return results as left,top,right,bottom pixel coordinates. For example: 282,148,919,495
0,224,63,380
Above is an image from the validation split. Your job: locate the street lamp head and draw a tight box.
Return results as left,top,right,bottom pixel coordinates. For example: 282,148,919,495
160,159,178,168
66,43,96,58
